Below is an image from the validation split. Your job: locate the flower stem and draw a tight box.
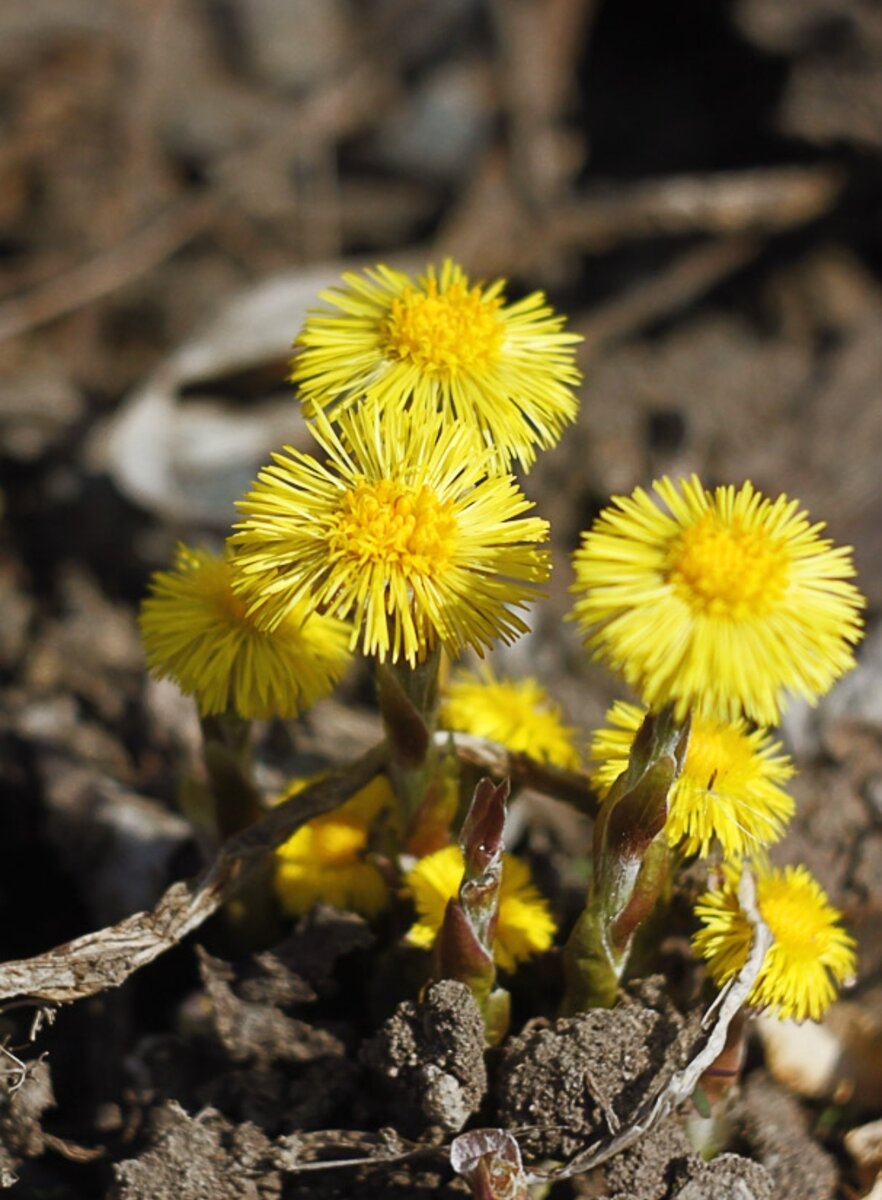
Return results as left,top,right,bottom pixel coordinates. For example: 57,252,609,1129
375,645,450,848
198,712,281,952
562,705,689,1012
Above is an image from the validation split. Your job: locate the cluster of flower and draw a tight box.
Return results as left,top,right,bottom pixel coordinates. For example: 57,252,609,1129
139,258,863,1026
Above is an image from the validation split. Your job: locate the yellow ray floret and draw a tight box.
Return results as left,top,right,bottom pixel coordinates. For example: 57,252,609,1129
138,544,351,719
230,407,550,666
570,476,864,725
290,258,582,471
441,667,581,770
275,774,395,919
693,863,856,1023
404,844,556,972
591,701,794,858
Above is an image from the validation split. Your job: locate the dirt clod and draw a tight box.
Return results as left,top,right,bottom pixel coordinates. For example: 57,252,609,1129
361,979,487,1135
199,948,345,1068
111,1102,281,1200
498,985,685,1159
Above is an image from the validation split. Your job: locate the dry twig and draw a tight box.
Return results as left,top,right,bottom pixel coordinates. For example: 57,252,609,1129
554,164,844,249
0,744,386,1006
0,735,591,1008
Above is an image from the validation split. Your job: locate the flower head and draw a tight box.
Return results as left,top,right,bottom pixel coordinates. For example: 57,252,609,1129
274,774,395,919
693,864,856,1022
441,668,581,770
591,701,794,858
231,407,550,665
571,476,864,725
290,259,582,470
138,544,351,719
405,844,556,972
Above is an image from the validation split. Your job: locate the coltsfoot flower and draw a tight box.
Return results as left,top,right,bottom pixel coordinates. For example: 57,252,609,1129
231,407,550,665
591,701,794,858
693,864,856,1022
571,476,864,725
441,668,581,770
138,544,351,719
290,259,582,470
275,775,396,919
405,844,556,972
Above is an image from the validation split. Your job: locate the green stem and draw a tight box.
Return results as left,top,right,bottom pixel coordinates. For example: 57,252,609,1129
200,713,263,841
198,712,281,952
375,645,443,838
562,705,689,1013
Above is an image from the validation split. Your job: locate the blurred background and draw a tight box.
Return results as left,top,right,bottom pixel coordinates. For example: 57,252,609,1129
2,0,882,1181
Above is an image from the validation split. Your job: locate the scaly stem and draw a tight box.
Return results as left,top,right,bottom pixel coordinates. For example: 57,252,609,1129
198,712,280,952
562,705,690,1013
375,645,450,849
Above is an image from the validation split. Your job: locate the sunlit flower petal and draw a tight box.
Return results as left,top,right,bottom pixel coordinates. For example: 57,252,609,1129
571,476,864,724
441,668,581,770
693,863,856,1022
590,701,794,858
291,259,582,470
231,407,550,665
138,544,351,719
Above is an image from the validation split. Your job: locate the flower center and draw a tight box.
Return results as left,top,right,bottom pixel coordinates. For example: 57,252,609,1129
206,563,251,626
760,879,826,965
381,278,505,375
684,721,748,790
332,480,458,577
667,513,789,619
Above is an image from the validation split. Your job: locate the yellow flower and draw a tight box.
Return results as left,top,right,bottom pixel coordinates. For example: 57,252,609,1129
590,701,794,858
405,845,556,972
290,259,582,470
274,774,395,919
138,544,351,719
231,406,550,665
570,476,864,725
693,864,856,1022
441,668,581,770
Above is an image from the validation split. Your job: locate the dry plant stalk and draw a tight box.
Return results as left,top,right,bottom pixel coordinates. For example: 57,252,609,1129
0,736,589,1009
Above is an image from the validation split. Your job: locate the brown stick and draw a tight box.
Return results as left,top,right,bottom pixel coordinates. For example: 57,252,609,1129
0,743,386,1006
0,734,591,1008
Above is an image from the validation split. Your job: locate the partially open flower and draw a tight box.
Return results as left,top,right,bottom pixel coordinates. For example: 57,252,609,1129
274,775,396,919
290,258,582,471
441,668,581,770
571,477,864,725
693,863,856,1023
591,701,794,858
231,406,550,666
139,544,351,719
405,845,556,972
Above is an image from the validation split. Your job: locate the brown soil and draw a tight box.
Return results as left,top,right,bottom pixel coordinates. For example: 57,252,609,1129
2,0,882,1196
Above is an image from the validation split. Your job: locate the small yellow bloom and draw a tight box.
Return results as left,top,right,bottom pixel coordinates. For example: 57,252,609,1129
441,668,581,770
231,406,550,665
571,476,864,725
275,775,395,919
591,701,794,858
290,259,582,470
693,864,856,1022
138,545,351,719
405,845,556,972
